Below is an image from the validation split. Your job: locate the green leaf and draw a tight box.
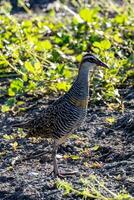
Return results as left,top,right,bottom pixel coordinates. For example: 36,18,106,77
43,40,52,50
106,117,115,124
8,79,24,96
8,88,15,96
35,40,52,51
25,61,35,73
22,20,33,27
70,155,80,160
79,8,97,22
10,79,23,89
76,54,82,62
63,68,71,78
8,78,23,96
27,80,36,91
6,98,16,106
113,34,123,43
3,134,12,140
101,40,111,50
93,41,101,49
56,81,70,91
93,40,111,50
92,145,100,151
34,61,43,74
1,105,10,112
114,14,128,24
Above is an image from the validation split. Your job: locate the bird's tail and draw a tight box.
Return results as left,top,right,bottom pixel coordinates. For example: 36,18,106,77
12,120,31,129
12,122,26,128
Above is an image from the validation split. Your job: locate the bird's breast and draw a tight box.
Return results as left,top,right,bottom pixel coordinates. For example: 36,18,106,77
68,96,88,109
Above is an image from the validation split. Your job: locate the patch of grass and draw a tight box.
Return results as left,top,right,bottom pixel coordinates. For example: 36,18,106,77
0,0,133,112
56,175,133,200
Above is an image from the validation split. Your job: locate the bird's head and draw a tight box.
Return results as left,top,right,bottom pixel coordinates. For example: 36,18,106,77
80,53,109,70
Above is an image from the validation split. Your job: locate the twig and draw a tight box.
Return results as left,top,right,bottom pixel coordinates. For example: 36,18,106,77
62,5,83,23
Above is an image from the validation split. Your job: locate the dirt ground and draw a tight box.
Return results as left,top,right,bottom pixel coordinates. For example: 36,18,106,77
0,82,134,199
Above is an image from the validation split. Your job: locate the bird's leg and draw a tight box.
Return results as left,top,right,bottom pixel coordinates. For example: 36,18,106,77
52,140,59,177
51,136,78,177
52,137,78,177
52,139,69,178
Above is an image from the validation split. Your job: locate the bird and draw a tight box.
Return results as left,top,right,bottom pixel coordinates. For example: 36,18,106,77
13,53,109,177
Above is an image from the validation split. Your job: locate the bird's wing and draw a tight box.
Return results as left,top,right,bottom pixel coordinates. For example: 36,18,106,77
12,103,60,136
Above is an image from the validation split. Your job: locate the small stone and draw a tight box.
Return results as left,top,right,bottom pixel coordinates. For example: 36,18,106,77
28,171,39,176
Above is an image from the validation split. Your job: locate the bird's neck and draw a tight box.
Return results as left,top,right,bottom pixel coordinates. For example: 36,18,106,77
77,63,91,84
65,63,94,106
73,64,90,98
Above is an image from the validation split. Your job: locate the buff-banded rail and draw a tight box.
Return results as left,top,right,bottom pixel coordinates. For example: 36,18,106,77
13,53,109,177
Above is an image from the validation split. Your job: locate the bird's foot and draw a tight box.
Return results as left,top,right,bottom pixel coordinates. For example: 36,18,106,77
57,170,78,178
49,169,79,178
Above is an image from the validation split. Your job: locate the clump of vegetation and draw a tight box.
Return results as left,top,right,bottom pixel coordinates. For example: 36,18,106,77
0,0,133,113
56,175,133,200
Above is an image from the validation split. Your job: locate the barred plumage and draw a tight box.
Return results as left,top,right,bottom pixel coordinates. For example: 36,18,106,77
13,53,109,177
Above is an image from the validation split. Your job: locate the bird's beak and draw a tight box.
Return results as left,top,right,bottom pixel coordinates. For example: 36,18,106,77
97,59,109,68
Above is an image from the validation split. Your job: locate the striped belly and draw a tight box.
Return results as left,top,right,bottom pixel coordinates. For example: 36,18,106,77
52,102,87,139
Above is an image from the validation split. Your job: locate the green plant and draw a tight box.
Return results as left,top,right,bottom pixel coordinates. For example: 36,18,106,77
0,0,133,113
56,175,133,200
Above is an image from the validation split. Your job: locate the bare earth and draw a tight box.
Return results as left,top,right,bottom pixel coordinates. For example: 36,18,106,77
0,84,134,200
